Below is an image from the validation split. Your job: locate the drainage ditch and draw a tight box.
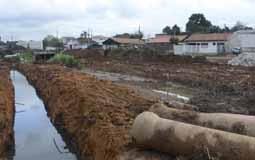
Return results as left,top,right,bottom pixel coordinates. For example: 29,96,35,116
11,70,77,160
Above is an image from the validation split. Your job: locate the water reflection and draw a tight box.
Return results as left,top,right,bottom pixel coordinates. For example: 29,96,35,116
11,71,77,160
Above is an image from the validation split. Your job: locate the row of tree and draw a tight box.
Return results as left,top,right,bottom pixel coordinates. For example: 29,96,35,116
162,13,253,35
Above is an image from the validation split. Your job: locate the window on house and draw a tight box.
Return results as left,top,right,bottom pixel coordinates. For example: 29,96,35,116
201,43,208,48
213,42,216,45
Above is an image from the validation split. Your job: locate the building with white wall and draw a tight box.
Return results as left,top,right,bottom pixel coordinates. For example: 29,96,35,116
17,40,43,50
174,33,232,56
228,30,255,52
28,40,43,50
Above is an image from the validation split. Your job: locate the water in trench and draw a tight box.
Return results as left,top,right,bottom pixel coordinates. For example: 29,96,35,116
11,71,77,160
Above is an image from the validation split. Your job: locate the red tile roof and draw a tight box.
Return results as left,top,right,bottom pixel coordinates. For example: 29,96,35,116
185,33,232,42
147,35,188,43
112,38,144,45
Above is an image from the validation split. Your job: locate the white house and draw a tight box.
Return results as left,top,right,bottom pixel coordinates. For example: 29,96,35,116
17,41,28,48
92,36,108,46
228,30,255,52
174,33,232,56
28,40,43,50
62,37,97,50
17,40,43,50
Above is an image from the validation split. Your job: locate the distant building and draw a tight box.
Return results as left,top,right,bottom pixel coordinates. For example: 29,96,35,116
62,37,97,50
146,34,188,54
16,40,43,50
103,38,144,49
28,40,43,50
228,30,255,53
17,41,28,48
92,36,108,46
174,33,232,56
0,41,7,50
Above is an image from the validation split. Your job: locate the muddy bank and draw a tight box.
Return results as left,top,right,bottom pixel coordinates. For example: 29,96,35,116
0,64,14,159
17,64,157,160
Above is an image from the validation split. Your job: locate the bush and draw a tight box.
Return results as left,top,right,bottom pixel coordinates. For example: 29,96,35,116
48,53,80,68
18,52,33,63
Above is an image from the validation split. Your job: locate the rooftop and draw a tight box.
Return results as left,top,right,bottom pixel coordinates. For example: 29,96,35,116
185,33,232,42
106,38,144,45
147,35,188,43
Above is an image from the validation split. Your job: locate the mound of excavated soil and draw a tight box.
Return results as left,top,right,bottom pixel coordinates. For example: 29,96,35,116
0,65,14,159
228,53,255,67
18,64,158,160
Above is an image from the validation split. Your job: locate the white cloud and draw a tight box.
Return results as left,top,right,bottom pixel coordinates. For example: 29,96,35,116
0,0,254,40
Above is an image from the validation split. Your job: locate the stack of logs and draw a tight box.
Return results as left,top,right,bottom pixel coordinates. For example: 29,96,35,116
131,102,255,160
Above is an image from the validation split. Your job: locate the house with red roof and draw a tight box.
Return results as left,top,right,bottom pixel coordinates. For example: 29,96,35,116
174,33,232,55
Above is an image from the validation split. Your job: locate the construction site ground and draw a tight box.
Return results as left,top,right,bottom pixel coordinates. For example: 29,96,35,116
73,49,255,115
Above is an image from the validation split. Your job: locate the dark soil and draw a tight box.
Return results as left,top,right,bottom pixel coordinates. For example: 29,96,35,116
72,49,255,115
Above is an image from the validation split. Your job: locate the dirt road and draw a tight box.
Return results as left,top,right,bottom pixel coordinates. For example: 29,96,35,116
0,64,14,159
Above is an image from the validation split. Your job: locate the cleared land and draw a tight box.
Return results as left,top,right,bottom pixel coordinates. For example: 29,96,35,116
72,49,255,115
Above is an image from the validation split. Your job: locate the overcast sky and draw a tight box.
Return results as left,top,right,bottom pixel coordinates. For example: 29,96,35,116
0,0,254,41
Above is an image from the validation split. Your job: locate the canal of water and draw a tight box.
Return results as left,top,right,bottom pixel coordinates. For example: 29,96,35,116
11,70,77,160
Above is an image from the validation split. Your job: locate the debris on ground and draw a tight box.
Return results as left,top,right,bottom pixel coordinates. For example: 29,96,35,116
228,53,255,67
0,64,14,159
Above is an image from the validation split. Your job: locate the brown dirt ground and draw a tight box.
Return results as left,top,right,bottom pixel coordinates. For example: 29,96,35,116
73,49,255,115
0,63,14,159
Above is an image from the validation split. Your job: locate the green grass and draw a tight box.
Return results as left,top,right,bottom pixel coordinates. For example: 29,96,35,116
48,53,80,68
18,52,33,63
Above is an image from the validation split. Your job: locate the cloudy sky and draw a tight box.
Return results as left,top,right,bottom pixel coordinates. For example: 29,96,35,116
0,0,254,41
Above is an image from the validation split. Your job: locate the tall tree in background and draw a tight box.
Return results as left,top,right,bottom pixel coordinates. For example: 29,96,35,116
162,25,181,35
162,26,172,35
43,35,63,50
186,13,212,33
172,25,181,35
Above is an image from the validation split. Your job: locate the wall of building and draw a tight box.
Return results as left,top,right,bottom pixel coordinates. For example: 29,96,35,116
28,41,43,50
174,41,226,56
145,43,174,55
229,31,255,52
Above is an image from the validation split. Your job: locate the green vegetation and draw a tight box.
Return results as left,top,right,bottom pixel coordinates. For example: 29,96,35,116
48,53,80,68
18,52,33,63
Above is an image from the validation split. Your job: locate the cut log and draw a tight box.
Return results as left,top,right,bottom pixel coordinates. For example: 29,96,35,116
150,103,255,137
131,112,255,160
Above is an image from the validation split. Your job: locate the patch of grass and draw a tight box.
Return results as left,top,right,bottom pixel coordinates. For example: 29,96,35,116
48,53,80,68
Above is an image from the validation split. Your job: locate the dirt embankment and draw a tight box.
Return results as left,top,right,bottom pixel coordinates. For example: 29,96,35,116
18,64,158,160
0,64,14,159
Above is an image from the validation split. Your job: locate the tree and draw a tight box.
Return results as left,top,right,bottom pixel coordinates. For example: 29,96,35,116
186,13,212,33
162,25,181,35
172,25,181,35
43,35,63,50
231,21,253,32
209,25,222,33
114,32,143,39
162,26,172,35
